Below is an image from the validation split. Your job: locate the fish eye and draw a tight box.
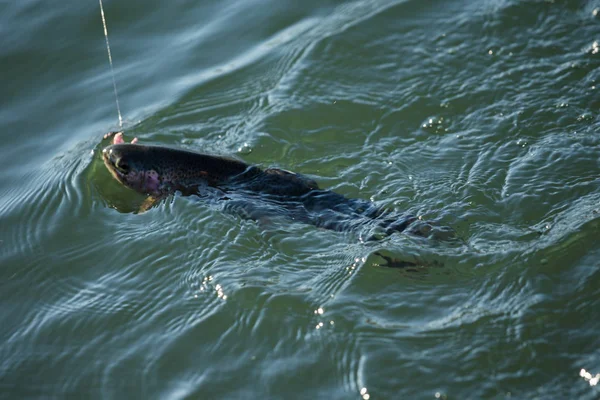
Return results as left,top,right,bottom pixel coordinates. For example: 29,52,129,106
116,160,130,173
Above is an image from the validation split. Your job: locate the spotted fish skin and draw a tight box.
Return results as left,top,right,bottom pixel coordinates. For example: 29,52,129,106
102,144,319,197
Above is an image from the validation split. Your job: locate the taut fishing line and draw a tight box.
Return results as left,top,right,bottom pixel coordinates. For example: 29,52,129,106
98,0,123,129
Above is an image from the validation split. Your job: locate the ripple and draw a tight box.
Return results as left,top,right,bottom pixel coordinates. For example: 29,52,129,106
0,144,92,264
3,0,600,398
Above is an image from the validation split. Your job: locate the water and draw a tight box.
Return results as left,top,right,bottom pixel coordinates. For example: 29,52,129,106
1,0,599,398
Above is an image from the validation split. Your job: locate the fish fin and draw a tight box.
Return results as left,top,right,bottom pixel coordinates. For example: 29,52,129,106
373,251,444,270
138,196,161,213
374,252,419,269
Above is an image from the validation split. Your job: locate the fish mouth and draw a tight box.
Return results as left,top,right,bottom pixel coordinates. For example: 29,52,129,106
102,146,127,183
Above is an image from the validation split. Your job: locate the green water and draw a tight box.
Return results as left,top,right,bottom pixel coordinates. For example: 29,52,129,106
1,0,599,398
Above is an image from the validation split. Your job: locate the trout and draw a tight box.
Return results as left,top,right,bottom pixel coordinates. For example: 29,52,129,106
102,143,424,238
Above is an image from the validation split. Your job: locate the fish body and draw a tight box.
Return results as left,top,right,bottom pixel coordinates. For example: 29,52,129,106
102,143,420,236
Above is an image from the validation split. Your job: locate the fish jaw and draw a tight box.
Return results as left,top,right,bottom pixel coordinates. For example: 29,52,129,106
102,147,126,183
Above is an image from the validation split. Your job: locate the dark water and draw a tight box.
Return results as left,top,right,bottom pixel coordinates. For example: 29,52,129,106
1,0,600,398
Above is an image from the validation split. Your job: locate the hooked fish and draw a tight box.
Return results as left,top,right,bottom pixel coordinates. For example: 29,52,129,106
102,142,428,238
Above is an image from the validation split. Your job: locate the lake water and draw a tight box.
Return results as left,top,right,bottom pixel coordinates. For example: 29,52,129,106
1,0,599,398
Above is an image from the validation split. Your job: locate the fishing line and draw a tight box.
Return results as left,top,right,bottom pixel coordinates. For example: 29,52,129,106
98,0,123,129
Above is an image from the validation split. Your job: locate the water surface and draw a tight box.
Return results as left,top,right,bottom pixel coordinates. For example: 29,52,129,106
1,0,599,398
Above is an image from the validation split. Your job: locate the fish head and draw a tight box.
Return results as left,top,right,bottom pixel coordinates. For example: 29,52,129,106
102,144,163,196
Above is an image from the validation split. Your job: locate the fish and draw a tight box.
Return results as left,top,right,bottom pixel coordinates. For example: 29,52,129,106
101,141,438,240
